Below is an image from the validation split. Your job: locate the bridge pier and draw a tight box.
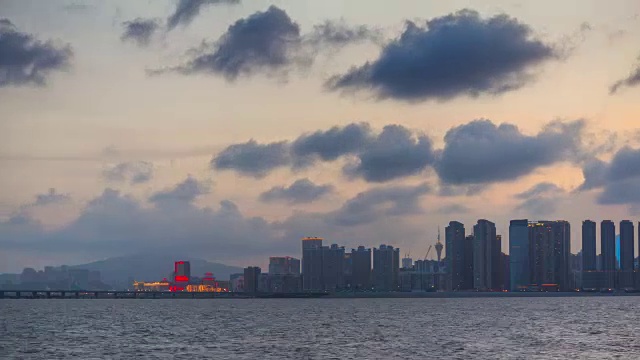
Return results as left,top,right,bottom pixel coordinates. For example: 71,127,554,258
0,291,4,299
94,292,98,299
46,291,51,299
75,291,80,299
61,291,65,298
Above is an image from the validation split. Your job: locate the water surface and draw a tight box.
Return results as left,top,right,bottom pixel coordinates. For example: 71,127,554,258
1,297,639,359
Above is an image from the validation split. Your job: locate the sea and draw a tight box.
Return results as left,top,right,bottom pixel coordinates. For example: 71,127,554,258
1,297,639,359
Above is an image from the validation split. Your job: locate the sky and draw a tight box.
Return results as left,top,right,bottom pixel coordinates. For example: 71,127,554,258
1,0,640,273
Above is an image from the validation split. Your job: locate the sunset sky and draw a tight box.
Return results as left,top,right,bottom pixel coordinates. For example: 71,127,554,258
1,0,640,273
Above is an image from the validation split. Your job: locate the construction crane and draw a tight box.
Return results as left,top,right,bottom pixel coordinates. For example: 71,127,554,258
424,245,432,261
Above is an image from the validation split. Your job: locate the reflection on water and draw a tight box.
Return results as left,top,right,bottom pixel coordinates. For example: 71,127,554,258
1,297,639,359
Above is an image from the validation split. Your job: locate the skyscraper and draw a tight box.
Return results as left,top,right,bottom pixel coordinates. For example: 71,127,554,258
322,244,346,291
529,221,571,291
473,219,499,291
463,235,474,290
601,221,616,272
619,220,635,288
445,221,466,291
302,237,323,291
509,219,530,291
373,245,399,291
620,220,634,271
351,246,372,290
582,220,597,271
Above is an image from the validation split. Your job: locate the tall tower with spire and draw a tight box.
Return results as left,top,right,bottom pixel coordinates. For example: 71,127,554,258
435,226,444,264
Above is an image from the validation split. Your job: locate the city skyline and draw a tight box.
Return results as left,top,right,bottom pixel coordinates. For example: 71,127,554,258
2,0,640,273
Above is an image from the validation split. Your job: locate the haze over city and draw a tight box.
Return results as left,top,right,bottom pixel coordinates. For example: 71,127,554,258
2,0,640,275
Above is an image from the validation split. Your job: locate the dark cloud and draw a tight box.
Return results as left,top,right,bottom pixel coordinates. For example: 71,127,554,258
148,176,210,205
327,9,557,102
577,147,640,210
0,18,73,87
167,0,240,31
121,18,161,47
32,188,71,206
103,161,154,184
291,122,373,166
343,125,434,182
514,182,565,217
162,6,304,80
305,20,381,47
212,139,290,178
435,119,585,185
154,7,380,80
259,178,333,204
610,61,640,94
325,183,430,226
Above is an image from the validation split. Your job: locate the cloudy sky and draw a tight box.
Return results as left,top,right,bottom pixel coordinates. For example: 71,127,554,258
1,0,640,273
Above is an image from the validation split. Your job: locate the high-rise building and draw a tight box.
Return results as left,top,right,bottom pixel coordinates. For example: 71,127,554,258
373,245,400,291
322,244,346,291
619,220,635,288
350,246,372,290
620,220,635,271
509,219,530,291
582,220,597,271
529,221,571,291
601,221,616,273
463,235,474,290
243,266,261,293
302,237,323,291
269,257,301,275
445,221,465,290
473,220,499,291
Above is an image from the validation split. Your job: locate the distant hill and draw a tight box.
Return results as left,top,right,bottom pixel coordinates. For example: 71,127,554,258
70,253,243,287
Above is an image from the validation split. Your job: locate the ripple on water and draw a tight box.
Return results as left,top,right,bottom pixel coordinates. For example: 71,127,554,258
1,297,640,359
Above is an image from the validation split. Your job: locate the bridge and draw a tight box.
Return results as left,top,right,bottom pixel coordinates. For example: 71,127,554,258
0,290,329,299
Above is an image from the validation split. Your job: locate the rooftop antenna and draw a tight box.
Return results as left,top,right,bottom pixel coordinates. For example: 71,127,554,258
435,226,444,264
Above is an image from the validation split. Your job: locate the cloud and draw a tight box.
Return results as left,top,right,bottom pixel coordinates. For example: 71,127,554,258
103,161,154,184
437,204,470,215
434,119,586,185
343,125,434,182
167,0,240,31
32,188,71,206
0,186,281,260
305,20,382,47
327,9,557,102
213,123,432,182
160,6,305,80
325,183,430,226
577,147,640,211
514,182,565,217
212,139,290,178
148,176,210,205
121,18,161,47
259,178,333,204
1,181,435,266
154,7,380,80
291,122,373,166
515,182,563,199
0,18,73,87
610,59,640,94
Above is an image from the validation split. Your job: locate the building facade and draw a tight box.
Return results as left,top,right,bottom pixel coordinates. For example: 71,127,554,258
509,219,530,291
373,245,399,291
350,246,372,290
473,219,500,291
302,237,323,291
445,221,466,291
582,220,597,271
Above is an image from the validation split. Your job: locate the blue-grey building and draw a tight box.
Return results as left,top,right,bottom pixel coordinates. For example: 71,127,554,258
509,219,530,291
